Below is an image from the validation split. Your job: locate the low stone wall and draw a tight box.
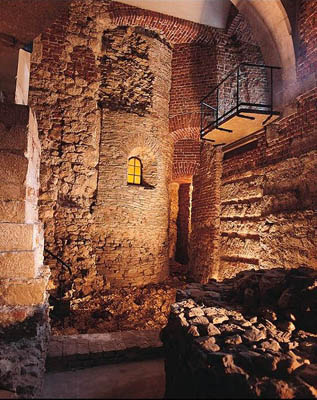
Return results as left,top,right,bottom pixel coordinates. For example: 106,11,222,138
161,267,317,398
46,329,163,372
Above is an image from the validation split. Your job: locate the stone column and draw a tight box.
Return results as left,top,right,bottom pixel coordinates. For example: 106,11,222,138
0,104,49,397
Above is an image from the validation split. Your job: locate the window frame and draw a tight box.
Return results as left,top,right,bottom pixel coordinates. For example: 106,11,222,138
127,156,143,186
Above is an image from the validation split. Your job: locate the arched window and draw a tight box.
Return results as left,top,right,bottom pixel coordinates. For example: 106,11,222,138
127,157,142,185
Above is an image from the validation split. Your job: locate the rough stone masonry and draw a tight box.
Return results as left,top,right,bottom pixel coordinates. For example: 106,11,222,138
162,267,317,399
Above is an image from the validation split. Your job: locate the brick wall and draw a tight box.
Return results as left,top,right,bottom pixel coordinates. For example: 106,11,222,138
215,1,317,280
169,10,266,279
170,43,217,118
188,1,316,282
190,145,223,282
226,4,259,46
296,0,317,84
108,1,219,45
173,139,200,180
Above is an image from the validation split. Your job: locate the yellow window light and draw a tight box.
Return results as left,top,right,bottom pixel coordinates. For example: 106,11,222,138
127,157,142,185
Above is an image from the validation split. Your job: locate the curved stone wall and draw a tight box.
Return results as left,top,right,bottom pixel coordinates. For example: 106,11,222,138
94,25,173,287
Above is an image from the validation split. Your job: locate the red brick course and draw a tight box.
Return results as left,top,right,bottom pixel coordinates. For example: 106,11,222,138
173,139,200,180
108,1,219,45
169,43,218,118
297,0,317,83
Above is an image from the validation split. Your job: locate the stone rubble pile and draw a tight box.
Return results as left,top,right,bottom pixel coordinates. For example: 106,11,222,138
161,267,317,399
51,277,185,335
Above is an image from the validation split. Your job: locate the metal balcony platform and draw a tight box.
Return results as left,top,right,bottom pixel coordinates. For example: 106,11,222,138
201,108,280,145
200,63,281,147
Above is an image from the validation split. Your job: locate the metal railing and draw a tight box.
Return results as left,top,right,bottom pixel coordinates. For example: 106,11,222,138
200,62,281,140
44,247,73,325
44,247,72,276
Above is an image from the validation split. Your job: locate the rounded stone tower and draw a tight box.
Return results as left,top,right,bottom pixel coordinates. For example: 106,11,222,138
93,25,173,287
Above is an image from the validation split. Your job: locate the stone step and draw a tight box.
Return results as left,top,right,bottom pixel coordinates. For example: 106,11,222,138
46,329,163,372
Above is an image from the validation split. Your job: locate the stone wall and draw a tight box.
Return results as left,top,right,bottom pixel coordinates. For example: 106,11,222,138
219,0,317,284
162,267,317,398
220,113,317,280
0,104,49,398
93,25,173,287
29,0,173,289
189,1,317,283
29,0,106,296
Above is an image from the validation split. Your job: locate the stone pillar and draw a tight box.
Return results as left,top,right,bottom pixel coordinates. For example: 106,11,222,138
0,104,49,398
94,26,173,287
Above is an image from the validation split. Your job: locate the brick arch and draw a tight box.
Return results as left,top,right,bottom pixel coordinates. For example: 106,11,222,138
108,1,219,45
171,127,201,143
121,132,161,160
170,115,201,143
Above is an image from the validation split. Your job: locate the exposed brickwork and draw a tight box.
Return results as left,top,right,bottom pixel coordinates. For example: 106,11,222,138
29,0,268,292
108,1,219,45
296,0,317,84
226,5,259,46
169,14,265,195
26,0,316,331
169,116,200,141
173,139,200,180
219,87,317,280
190,145,223,283
93,24,172,287
169,43,217,118
67,46,98,82
30,0,174,290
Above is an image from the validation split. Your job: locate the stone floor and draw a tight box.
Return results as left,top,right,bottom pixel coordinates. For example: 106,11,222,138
42,358,165,399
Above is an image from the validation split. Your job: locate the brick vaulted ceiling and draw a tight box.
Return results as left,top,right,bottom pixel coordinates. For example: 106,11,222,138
118,0,232,29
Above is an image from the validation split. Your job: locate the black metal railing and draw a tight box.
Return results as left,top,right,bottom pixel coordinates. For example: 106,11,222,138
200,62,281,140
44,247,72,276
44,247,73,324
